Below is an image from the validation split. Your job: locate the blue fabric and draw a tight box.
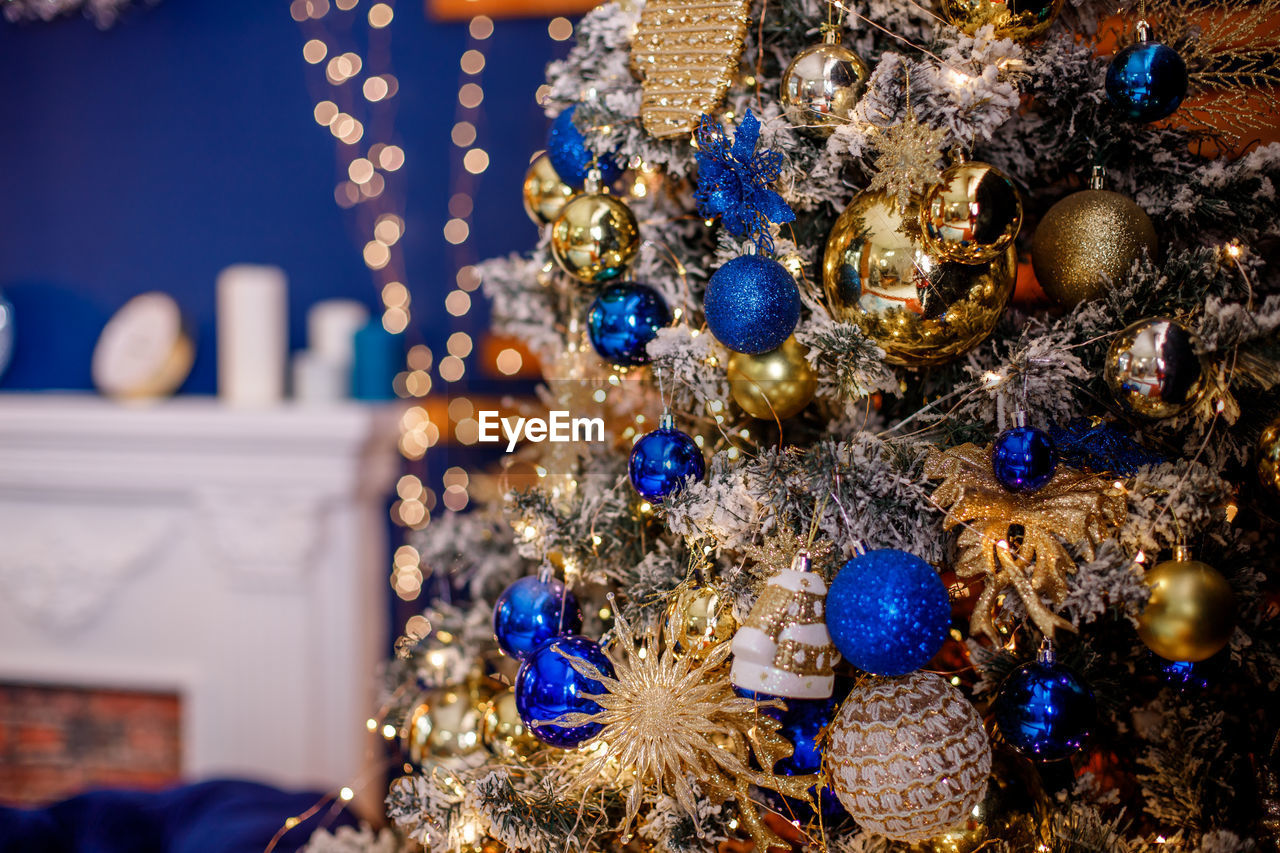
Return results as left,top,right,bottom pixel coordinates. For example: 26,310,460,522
0,780,357,853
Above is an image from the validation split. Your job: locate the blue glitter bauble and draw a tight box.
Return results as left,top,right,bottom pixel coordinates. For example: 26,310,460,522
1105,41,1187,122
587,282,672,366
704,255,801,354
493,575,582,661
514,635,614,748
827,549,950,676
992,425,1056,492
628,426,705,503
994,658,1095,761
546,105,622,189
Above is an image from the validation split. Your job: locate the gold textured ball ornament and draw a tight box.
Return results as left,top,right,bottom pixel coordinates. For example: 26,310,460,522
779,34,869,138
550,191,641,285
1104,316,1205,419
939,0,1064,41
920,161,1023,265
823,189,1016,367
522,153,576,226
480,687,541,759
727,336,817,420
405,683,490,763
1258,415,1280,497
1138,549,1235,662
665,584,738,662
1031,180,1157,308
828,670,992,842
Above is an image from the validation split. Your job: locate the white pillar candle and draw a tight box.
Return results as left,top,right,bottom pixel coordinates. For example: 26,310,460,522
217,264,288,406
307,299,368,365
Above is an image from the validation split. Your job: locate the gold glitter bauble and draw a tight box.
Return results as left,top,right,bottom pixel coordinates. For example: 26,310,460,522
823,189,1016,367
779,37,869,138
550,192,641,284
1104,317,1205,419
480,687,541,759
920,161,1023,265
665,584,738,662
406,683,490,763
1138,551,1235,662
1259,415,1280,497
939,0,1064,40
630,0,750,138
726,336,817,420
828,671,992,843
522,153,575,226
1031,189,1157,307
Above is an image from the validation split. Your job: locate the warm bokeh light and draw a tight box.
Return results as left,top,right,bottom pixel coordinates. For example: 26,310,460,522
314,100,338,125
548,17,573,40
439,355,465,382
469,15,493,39
463,148,489,174
443,218,470,245
448,193,473,218
303,39,328,64
349,157,375,183
363,240,390,269
368,2,393,27
447,332,473,358
382,281,409,308
445,290,471,316
496,348,523,375
461,50,485,75
451,121,477,148
456,266,480,291
458,83,484,110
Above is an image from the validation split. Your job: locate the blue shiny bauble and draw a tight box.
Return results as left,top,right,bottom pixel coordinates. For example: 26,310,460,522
493,575,582,661
587,282,672,366
992,425,1056,492
514,635,614,748
1106,41,1187,122
827,548,951,676
756,695,849,820
994,659,1095,761
546,105,623,189
704,255,801,355
628,426,705,503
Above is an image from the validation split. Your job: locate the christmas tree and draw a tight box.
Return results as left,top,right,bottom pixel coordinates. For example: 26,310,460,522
314,0,1280,850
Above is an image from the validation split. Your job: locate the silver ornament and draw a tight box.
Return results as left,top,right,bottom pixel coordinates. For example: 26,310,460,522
780,33,869,138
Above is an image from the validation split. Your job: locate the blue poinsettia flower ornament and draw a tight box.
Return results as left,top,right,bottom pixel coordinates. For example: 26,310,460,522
694,110,795,254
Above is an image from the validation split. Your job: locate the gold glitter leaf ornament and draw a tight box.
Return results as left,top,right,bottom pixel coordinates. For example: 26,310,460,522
630,0,751,138
550,608,817,851
924,443,1126,641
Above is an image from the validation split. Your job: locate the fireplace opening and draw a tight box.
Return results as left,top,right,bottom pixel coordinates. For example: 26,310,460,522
0,682,181,806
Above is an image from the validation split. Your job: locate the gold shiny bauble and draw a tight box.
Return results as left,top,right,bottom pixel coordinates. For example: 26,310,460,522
726,336,817,420
1104,317,1205,419
1139,554,1235,662
1031,189,1157,307
1259,416,1280,497
550,192,641,284
522,153,575,226
921,161,1023,265
823,189,1016,367
779,38,869,138
665,584,738,661
405,684,487,763
939,0,1064,40
480,688,541,759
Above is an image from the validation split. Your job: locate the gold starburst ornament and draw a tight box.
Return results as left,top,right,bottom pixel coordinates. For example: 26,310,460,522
868,116,948,213
551,605,817,850
924,443,1127,641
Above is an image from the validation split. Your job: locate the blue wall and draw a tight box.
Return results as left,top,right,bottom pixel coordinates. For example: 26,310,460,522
0,0,560,392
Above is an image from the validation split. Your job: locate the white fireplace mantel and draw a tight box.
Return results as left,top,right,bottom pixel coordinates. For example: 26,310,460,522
0,393,399,799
